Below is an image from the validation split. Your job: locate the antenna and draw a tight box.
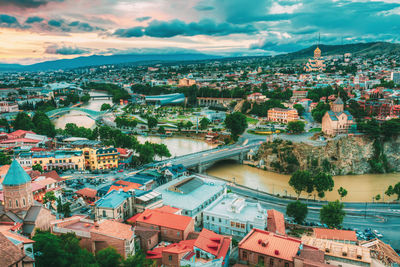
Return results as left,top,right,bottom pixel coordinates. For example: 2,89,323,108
318,32,320,46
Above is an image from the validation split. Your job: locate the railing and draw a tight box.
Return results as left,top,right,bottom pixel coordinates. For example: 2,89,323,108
53,226,91,238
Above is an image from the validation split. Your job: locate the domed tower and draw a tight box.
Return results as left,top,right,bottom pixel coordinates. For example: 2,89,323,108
314,46,321,58
331,97,344,113
2,160,33,213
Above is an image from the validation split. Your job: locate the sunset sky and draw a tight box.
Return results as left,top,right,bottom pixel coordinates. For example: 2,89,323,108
0,0,399,64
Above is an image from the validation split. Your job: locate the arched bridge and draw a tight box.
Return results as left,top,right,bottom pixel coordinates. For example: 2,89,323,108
46,107,106,120
149,140,263,173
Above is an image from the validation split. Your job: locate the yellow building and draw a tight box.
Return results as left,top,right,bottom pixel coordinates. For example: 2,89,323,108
267,108,299,123
16,150,85,171
304,46,326,72
82,147,119,171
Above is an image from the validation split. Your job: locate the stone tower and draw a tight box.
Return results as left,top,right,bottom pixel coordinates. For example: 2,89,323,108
2,160,33,213
314,46,321,58
331,97,344,113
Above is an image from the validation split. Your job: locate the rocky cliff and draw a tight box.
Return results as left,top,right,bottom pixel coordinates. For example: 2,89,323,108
256,136,400,175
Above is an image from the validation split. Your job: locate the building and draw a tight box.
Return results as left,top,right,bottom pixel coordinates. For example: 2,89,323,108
304,46,326,72
247,92,267,102
313,228,358,244
267,108,299,123
302,236,372,267
0,232,35,267
82,147,119,171
132,209,195,243
51,216,135,258
155,175,226,226
203,193,267,239
0,101,18,113
238,229,303,267
0,160,55,237
391,71,400,84
17,150,85,171
322,97,356,136
94,189,135,221
145,93,186,106
179,78,196,87
290,91,308,102
147,239,196,267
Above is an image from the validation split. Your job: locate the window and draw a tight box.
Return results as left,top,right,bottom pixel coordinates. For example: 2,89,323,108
258,256,264,265
270,258,274,265
219,218,221,223
231,221,235,227
284,263,289,267
168,255,172,261
102,210,106,217
236,222,240,228
23,198,26,207
8,200,11,208
15,200,19,207
212,217,214,221
207,216,209,220
177,231,180,237
242,251,248,260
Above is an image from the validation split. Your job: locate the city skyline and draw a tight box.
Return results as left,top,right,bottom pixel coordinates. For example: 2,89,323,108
0,0,400,64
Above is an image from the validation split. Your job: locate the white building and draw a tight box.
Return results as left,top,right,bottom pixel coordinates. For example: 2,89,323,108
203,193,267,239
391,72,400,84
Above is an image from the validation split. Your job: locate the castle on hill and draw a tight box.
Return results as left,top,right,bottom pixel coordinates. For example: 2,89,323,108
304,46,326,72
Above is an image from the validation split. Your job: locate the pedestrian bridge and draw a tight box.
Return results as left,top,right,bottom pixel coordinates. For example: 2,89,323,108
149,141,262,173
46,107,106,120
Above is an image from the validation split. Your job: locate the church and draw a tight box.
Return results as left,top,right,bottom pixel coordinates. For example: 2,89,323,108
0,160,55,237
304,46,326,72
322,97,356,136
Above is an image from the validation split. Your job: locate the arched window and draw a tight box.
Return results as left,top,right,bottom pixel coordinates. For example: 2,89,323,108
15,200,19,207
23,198,26,207
8,200,12,208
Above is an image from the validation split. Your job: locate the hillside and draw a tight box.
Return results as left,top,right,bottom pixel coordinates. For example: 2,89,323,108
277,41,400,60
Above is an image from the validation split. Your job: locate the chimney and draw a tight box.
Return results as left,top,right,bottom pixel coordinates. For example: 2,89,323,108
94,219,99,228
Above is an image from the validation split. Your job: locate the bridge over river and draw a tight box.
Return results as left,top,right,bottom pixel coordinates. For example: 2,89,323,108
46,107,107,120
148,139,263,173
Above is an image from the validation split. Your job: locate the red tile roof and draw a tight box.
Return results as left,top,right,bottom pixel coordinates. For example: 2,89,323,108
76,188,98,199
239,229,301,262
90,220,134,240
267,209,286,235
136,209,193,231
152,205,181,214
146,239,196,259
313,228,357,242
194,228,231,259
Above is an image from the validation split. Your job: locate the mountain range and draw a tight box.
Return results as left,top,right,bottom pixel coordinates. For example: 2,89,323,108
1,42,399,71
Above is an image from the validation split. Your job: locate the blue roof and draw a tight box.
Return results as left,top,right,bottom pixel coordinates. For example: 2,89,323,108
95,190,131,209
327,110,338,121
2,160,31,186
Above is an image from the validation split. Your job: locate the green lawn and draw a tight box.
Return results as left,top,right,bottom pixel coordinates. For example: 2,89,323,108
246,117,259,125
309,128,322,133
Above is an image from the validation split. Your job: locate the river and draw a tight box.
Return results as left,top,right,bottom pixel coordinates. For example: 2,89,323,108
53,91,112,129
53,96,400,202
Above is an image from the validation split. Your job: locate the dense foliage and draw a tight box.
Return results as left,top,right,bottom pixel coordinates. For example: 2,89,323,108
320,200,345,228
225,112,248,141
286,201,308,224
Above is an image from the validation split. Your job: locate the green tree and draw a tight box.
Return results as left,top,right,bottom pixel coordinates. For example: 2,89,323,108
33,230,68,267
147,117,158,130
358,119,381,138
385,182,400,200
121,250,156,267
13,112,34,130
32,163,43,173
286,201,308,224
313,172,334,199
311,102,330,123
59,232,98,267
43,191,56,204
177,121,184,132
337,187,348,200
293,104,305,116
96,247,122,267
185,121,193,129
287,121,305,134
157,126,166,135
100,103,112,111
381,118,400,138
320,200,345,228
138,142,155,164
375,194,381,201
0,118,10,132
289,170,313,199
225,112,248,141
0,152,11,165
200,117,211,130
153,143,171,160
32,111,56,137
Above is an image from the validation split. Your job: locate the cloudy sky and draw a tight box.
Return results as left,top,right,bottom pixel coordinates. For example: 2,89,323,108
0,0,399,64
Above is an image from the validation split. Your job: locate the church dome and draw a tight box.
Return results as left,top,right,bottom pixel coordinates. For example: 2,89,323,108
2,160,31,186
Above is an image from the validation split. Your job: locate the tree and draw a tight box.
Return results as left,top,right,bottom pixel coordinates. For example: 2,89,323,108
375,194,381,201
358,119,381,138
153,143,171,160
13,112,34,130
288,170,313,199
185,121,193,129
313,172,334,199
337,187,348,200
311,102,330,123
0,118,10,132
385,182,400,200
0,152,11,165
32,111,56,137
121,250,156,267
200,117,211,130
138,142,155,164
32,163,43,173
101,103,112,111
225,112,248,141
33,230,68,267
286,201,308,224
43,191,56,204
177,121,184,131
96,247,122,267
287,121,305,134
157,126,166,135
320,200,345,228
293,104,305,116
147,117,158,130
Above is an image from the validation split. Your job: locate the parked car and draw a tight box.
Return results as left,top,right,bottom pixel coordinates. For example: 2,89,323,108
373,230,383,238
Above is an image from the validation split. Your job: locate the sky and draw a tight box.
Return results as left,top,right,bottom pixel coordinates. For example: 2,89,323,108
0,0,399,64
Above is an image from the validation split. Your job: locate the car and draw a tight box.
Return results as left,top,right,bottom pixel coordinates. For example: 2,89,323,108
373,230,383,238
118,169,124,172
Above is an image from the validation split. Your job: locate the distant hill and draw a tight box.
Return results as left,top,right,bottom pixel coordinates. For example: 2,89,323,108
0,53,221,72
277,42,400,60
